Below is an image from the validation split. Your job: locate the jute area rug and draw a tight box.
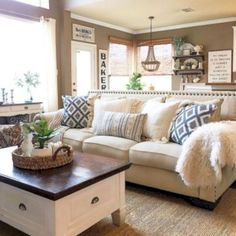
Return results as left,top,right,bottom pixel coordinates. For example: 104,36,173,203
1,184,236,236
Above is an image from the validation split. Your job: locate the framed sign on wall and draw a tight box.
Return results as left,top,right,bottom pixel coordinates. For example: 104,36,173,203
208,49,232,84
99,49,108,90
72,24,95,43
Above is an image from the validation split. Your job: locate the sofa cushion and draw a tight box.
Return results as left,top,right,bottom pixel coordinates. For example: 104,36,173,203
62,96,90,128
95,112,146,142
129,141,182,172
63,128,94,152
83,136,137,161
170,104,216,145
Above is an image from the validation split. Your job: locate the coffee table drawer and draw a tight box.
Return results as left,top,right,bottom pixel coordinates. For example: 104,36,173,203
59,174,121,234
71,174,119,219
0,182,49,227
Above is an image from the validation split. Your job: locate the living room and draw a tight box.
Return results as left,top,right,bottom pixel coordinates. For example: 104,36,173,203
0,0,236,235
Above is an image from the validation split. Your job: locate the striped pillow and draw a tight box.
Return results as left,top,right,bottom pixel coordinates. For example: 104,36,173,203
95,112,146,142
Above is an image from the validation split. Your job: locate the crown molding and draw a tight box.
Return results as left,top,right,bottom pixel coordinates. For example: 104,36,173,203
135,17,236,34
71,13,236,35
70,13,134,34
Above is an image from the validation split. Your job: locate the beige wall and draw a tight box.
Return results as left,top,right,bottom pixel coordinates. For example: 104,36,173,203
135,21,236,83
59,14,133,103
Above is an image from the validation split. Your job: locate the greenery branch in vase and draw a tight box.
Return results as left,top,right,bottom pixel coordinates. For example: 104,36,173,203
173,37,186,56
16,71,40,103
126,72,144,90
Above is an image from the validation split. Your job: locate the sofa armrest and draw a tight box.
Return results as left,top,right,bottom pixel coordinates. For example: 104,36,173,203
34,109,64,129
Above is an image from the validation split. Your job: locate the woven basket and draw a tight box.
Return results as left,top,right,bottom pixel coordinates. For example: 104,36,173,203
12,145,73,170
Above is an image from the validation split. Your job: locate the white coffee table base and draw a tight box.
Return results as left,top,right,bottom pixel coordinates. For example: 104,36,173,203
0,172,126,236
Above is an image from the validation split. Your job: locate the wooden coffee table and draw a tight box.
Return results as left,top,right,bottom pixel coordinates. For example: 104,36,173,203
0,147,131,236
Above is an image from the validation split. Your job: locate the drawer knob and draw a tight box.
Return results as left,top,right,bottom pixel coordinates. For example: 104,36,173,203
24,106,28,110
91,196,99,205
19,203,27,211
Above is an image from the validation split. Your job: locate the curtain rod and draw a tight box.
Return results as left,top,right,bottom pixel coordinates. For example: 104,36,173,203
0,9,50,22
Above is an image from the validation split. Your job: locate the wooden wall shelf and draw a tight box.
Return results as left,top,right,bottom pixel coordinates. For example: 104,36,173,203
174,69,204,75
206,83,236,85
173,54,204,60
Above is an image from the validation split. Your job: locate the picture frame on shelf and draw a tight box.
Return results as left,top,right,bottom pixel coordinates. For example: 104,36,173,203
208,49,232,84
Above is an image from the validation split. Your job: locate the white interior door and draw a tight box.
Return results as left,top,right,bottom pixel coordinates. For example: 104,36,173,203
71,41,97,96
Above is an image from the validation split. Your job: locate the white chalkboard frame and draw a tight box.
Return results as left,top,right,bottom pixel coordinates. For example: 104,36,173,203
208,49,233,84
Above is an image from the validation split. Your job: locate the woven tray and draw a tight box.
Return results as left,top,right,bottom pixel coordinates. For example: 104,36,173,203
12,145,73,170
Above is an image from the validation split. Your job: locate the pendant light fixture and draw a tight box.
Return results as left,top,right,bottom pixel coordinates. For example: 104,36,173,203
141,16,160,72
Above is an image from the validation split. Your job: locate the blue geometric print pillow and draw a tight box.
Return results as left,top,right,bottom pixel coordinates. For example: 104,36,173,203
170,104,216,145
61,96,89,128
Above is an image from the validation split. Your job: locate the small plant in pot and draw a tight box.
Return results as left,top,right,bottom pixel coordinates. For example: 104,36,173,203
31,119,56,149
25,119,57,157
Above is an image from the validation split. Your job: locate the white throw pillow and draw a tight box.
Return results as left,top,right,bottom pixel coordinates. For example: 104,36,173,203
141,100,180,141
92,98,140,130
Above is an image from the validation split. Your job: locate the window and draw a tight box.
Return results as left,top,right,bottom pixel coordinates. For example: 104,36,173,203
137,44,173,75
0,14,58,111
108,37,133,90
0,14,43,103
13,0,49,9
136,40,173,91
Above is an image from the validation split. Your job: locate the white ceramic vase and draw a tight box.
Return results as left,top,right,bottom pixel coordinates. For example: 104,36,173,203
21,133,34,157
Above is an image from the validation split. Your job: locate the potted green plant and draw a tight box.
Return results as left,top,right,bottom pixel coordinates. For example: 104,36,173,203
16,71,40,103
173,37,186,56
126,73,144,90
25,119,56,149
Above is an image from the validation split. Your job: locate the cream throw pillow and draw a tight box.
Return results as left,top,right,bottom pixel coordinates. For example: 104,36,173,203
92,98,140,130
142,101,180,141
87,94,101,127
166,97,223,121
135,96,166,113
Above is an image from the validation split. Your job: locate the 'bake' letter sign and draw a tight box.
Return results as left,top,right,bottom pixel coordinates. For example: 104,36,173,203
99,50,108,90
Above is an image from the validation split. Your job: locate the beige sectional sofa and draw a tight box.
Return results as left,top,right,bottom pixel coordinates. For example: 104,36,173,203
43,90,236,209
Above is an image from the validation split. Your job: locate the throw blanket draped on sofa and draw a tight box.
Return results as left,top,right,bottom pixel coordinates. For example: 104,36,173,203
176,121,236,187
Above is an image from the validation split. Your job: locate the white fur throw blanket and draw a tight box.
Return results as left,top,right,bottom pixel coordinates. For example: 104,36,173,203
176,121,236,188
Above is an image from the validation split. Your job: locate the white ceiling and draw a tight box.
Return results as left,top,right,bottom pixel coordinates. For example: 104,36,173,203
65,0,236,32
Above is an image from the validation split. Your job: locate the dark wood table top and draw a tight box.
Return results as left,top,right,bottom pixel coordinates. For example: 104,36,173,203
0,147,131,200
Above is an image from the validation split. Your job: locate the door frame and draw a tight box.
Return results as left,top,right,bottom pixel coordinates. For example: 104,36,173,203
71,41,97,96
